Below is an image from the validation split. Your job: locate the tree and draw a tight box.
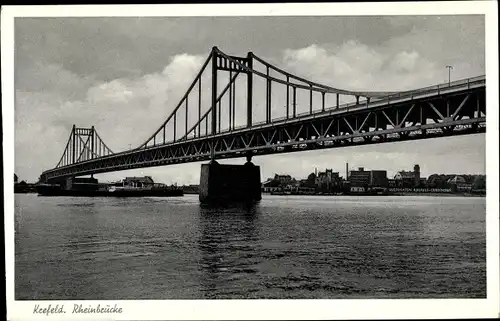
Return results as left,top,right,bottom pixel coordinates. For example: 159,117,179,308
306,173,316,188
472,175,486,190
427,174,442,188
269,179,281,187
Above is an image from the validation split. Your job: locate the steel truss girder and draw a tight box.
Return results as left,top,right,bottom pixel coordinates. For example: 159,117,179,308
42,86,485,182
43,121,485,182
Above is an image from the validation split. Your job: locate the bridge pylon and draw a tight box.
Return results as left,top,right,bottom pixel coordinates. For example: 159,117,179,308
57,125,113,168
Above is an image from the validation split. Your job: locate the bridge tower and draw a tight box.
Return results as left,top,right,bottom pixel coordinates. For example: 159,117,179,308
40,125,113,184
200,47,261,204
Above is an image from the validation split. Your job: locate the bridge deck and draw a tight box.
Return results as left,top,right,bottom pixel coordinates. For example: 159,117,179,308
41,76,485,182
39,47,485,183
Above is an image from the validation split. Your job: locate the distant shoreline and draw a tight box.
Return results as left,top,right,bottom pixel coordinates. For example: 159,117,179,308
388,192,485,197
264,192,486,197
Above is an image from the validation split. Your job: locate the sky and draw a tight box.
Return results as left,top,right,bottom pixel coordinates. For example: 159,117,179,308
14,15,486,184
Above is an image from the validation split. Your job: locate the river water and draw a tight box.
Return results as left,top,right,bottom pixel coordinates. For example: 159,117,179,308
14,194,486,299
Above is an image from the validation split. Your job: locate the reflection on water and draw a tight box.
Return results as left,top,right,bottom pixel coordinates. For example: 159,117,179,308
14,194,486,299
198,203,260,298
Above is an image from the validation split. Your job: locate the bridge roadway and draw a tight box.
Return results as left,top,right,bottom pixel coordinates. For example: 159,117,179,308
40,75,485,182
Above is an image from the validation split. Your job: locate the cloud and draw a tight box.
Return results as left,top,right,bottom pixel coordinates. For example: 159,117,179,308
15,62,95,100
390,51,420,72
15,53,209,180
281,41,439,92
88,80,135,103
383,15,485,81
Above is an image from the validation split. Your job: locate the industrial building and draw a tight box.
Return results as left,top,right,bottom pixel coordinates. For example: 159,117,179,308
370,170,389,188
394,164,421,187
348,167,388,193
315,169,342,191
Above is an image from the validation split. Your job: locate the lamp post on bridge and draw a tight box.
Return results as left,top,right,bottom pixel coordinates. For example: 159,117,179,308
446,65,453,86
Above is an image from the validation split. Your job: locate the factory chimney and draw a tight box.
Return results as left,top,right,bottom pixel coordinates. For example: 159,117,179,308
414,164,420,187
346,163,349,180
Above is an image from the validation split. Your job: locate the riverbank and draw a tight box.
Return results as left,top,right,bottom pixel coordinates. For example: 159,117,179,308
14,183,37,194
264,192,486,197
36,183,184,197
390,192,485,197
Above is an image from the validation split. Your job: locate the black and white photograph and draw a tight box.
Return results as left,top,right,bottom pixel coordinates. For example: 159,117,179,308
3,2,499,320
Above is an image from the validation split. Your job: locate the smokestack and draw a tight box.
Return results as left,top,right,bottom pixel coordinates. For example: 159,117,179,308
414,164,420,187
346,163,349,180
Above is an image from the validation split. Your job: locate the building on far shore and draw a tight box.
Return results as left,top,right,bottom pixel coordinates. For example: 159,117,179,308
349,167,388,193
315,169,342,192
447,175,472,192
261,174,297,193
274,174,293,185
261,178,281,193
123,176,155,188
370,170,388,188
14,173,37,193
349,167,371,192
447,175,466,185
394,164,421,187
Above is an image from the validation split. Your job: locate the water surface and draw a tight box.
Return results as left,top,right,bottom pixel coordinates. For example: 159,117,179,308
15,194,486,299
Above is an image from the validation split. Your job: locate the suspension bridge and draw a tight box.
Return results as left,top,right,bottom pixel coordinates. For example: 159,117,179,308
39,46,486,201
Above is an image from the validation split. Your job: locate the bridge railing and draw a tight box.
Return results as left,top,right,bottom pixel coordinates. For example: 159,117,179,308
99,74,486,150
221,75,485,132
397,75,485,96
377,75,485,100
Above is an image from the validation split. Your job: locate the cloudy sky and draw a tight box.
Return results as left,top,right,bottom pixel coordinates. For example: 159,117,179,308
14,15,485,184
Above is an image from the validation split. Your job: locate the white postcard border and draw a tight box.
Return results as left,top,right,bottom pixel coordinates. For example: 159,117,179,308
2,2,499,320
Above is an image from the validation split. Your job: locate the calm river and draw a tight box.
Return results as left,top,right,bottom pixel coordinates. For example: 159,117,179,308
14,194,486,299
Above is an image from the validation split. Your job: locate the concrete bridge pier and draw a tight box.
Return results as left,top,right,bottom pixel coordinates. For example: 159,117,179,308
47,176,74,190
45,177,73,189
199,153,262,204
65,177,74,190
